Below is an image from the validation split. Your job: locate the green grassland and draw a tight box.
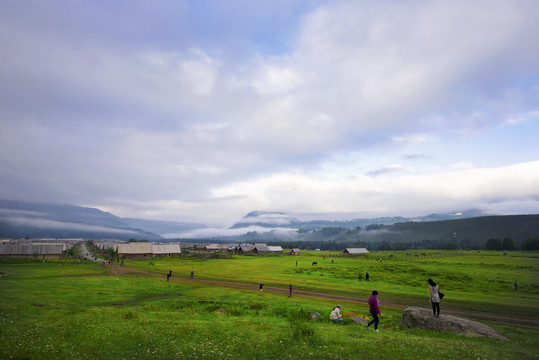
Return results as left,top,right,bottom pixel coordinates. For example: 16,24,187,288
1,250,538,359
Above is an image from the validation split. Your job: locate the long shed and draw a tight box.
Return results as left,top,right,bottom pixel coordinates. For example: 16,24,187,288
117,243,153,258
0,243,65,259
343,248,369,256
151,243,181,257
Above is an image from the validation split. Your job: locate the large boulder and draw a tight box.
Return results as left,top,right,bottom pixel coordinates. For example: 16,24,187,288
400,306,507,340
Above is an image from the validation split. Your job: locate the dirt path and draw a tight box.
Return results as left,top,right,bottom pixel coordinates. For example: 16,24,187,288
101,262,539,329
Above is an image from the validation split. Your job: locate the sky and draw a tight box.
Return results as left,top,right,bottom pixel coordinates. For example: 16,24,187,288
1,0,538,228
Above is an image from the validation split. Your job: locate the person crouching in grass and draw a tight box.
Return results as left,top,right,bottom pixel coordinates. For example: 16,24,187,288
330,304,343,323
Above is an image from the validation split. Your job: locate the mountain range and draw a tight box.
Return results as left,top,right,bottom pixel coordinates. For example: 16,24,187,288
0,199,206,240
228,209,490,230
1,199,538,246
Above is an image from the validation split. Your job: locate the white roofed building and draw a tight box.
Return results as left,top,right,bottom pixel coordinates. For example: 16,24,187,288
152,243,181,257
343,248,369,256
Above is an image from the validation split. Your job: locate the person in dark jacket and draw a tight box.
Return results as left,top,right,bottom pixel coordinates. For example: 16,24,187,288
428,278,441,317
366,290,381,332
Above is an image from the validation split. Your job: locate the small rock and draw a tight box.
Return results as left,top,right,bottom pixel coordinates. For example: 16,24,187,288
351,316,368,326
309,311,321,320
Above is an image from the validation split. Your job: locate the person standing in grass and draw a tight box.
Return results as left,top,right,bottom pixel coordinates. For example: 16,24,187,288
330,305,343,323
190,270,194,279
289,284,293,297
428,278,441,317
366,272,369,281
367,290,381,332
514,281,518,291
259,282,264,295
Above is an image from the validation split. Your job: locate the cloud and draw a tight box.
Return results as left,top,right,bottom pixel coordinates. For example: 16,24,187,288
0,0,538,227
367,165,412,177
171,225,298,239
211,161,539,219
3,216,143,235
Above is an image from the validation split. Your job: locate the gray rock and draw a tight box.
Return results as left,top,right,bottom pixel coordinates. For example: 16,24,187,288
216,308,226,315
351,316,368,326
400,306,507,340
309,311,321,320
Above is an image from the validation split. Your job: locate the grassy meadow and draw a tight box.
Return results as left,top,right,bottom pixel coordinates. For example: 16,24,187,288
1,249,538,359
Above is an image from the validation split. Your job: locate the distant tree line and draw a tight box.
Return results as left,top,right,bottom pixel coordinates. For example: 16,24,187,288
267,237,539,251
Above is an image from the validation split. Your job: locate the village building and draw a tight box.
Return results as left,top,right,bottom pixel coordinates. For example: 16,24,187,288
205,244,220,251
179,243,195,251
0,243,66,259
116,242,153,258
253,244,270,254
343,248,369,256
290,248,301,256
267,246,284,253
151,243,181,257
237,244,255,254
194,243,208,251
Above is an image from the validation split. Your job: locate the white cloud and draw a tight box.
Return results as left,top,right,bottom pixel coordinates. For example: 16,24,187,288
211,161,539,220
1,0,538,228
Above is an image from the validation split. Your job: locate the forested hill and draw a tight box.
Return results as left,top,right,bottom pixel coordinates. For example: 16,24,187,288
237,214,539,250
367,214,539,246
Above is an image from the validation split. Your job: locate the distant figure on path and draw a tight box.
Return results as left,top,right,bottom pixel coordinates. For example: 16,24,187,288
289,284,293,297
166,270,172,282
330,305,343,323
259,283,264,295
428,278,441,317
366,290,381,332
514,281,518,291
366,272,370,282
190,271,194,279
331,259,334,264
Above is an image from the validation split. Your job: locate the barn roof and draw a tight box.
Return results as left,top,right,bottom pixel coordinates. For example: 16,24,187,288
117,243,152,254
152,243,181,254
292,248,301,252
254,244,270,252
0,244,65,255
344,248,369,254
267,246,283,252
238,244,255,252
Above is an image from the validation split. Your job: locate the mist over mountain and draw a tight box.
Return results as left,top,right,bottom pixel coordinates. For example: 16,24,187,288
229,209,490,230
0,199,205,240
229,211,302,229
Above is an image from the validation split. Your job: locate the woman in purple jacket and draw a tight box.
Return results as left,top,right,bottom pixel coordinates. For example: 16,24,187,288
366,290,381,332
